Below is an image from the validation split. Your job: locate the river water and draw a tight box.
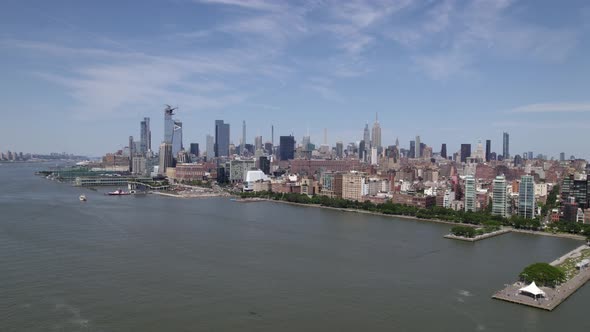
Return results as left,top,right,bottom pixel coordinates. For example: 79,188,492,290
0,163,588,331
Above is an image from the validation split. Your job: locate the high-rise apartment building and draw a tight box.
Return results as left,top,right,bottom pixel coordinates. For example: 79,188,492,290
492,175,507,217
464,175,476,212
415,136,421,158
132,155,147,176
279,135,295,161
140,117,151,155
560,152,565,161
214,120,230,157
518,175,536,219
502,132,510,159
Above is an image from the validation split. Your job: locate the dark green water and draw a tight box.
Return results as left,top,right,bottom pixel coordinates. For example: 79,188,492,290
0,163,588,331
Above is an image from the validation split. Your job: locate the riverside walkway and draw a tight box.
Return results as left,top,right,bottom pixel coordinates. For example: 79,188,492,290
492,245,590,311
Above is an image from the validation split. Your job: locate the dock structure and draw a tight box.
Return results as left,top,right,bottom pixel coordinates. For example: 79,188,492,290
74,176,153,187
492,245,590,311
127,181,169,191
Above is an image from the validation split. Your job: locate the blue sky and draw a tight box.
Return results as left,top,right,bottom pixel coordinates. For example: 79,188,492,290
1,0,589,158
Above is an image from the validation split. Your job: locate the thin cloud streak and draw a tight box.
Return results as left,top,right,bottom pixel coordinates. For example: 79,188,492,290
510,102,590,113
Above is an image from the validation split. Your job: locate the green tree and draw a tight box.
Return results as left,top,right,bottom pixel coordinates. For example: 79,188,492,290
519,263,566,287
450,226,476,238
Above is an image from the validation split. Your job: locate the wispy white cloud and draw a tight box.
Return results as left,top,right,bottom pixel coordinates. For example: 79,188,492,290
382,0,581,79
195,0,284,12
14,39,276,119
510,102,590,113
492,120,590,129
306,77,344,103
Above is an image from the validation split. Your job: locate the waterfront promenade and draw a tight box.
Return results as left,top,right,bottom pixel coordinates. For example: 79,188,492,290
250,198,588,241
492,245,590,311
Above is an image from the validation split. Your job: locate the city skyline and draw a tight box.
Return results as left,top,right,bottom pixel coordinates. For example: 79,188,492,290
1,1,590,157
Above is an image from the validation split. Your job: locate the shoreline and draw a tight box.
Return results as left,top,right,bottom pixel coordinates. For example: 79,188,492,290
257,198,479,226
246,198,586,241
152,191,228,199
509,228,585,241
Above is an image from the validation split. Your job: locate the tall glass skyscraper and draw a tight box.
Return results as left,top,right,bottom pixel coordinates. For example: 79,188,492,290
172,121,183,156
206,134,215,160
460,144,471,163
363,123,370,151
164,107,175,145
518,175,536,219
279,135,295,161
163,106,183,157
502,132,510,159
371,113,381,150
140,117,151,155
215,120,230,157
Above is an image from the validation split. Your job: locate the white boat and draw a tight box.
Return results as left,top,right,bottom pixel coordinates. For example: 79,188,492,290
79,194,87,202
106,189,131,196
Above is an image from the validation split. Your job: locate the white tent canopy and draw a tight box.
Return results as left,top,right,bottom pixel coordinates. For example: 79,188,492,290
519,281,546,297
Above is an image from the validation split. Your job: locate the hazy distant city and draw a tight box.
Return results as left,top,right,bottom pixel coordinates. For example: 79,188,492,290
3,0,590,330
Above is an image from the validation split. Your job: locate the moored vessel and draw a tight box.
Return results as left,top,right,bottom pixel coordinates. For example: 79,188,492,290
106,189,131,196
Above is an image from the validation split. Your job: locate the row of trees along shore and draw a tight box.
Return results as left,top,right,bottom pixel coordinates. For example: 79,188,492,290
240,191,590,235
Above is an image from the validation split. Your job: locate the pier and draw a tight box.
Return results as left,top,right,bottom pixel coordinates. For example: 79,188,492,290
492,244,590,311
74,176,154,187
444,228,511,242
